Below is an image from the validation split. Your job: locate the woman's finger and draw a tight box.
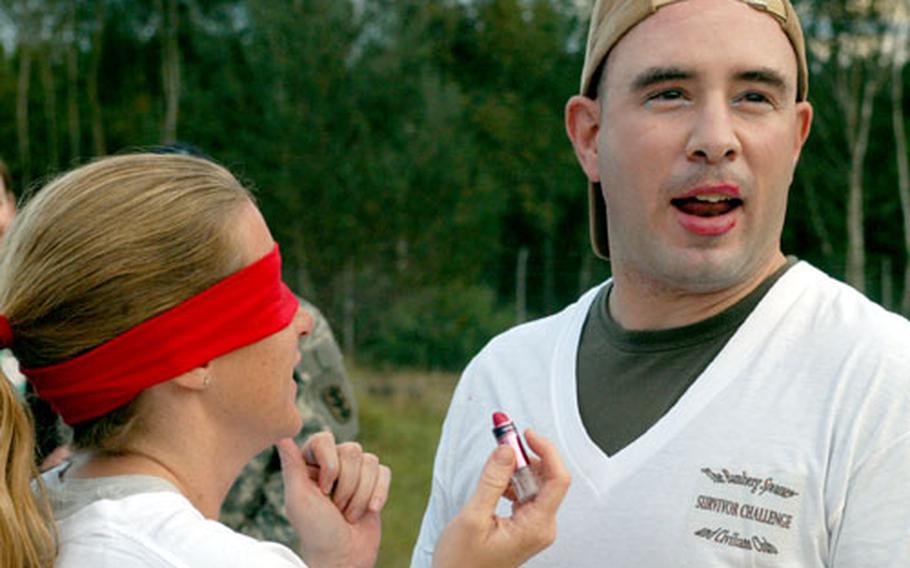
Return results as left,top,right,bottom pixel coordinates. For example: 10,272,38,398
302,431,339,495
368,464,392,513
343,452,380,522
332,441,364,509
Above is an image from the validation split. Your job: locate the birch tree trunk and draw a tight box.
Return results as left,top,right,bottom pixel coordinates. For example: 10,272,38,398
67,0,82,162
39,48,60,171
161,0,181,144
804,180,835,260
844,70,882,293
892,38,910,314
87,0,106,157
17,44,32,188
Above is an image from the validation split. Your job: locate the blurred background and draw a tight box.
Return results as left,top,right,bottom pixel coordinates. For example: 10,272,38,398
1,0,909,564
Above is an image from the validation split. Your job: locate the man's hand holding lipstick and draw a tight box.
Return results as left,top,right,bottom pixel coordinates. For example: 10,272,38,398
431,430,571,568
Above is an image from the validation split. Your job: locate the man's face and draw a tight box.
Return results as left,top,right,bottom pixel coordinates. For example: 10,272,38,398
595,0,812,294
0,180,15,238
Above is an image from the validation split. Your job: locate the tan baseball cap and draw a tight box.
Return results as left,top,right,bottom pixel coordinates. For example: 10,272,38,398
580,0,809,259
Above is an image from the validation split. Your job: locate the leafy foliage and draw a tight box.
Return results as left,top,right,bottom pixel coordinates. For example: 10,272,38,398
1,0,908,371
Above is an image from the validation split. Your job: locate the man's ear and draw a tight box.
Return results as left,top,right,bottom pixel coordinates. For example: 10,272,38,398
791,100,813,166
565,95,602,183
171,364,212,391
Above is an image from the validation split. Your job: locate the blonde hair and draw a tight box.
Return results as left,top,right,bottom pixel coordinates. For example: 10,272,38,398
0,153,253,448
0,374,55,567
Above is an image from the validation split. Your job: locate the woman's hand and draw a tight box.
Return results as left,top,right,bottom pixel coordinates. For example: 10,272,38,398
432,430,570,568
276,432,391,568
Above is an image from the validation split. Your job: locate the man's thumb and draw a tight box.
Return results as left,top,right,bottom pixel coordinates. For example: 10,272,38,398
465,445,515,516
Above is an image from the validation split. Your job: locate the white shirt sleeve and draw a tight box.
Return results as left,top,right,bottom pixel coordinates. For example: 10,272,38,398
830,431,910,567
410,467,453,568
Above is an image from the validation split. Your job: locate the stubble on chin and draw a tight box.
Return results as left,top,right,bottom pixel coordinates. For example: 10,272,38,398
624,245,763,299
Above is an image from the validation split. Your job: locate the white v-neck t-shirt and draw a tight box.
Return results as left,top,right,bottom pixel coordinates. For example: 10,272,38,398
43,464,306,568
411,262,910,567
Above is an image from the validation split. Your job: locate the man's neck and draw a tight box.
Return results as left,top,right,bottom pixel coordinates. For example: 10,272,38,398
608,254,788,331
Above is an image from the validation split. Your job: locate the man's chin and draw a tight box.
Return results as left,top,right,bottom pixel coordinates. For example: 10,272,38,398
652,248,758,295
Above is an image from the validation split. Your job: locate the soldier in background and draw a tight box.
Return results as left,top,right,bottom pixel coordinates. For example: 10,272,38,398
220,296,358,549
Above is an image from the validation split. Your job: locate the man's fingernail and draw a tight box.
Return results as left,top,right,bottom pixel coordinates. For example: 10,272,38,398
494,445,513,465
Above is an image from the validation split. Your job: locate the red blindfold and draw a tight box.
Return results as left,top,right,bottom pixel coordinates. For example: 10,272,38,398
25,244,298,424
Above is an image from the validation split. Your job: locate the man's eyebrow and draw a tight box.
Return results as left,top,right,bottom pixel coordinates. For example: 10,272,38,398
735,68,788,91
628,66,790,93
630,67,693,91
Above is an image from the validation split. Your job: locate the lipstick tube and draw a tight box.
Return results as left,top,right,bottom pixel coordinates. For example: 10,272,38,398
491,411,540,503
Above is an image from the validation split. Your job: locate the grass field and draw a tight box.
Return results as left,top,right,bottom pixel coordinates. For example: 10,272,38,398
351,364,460,568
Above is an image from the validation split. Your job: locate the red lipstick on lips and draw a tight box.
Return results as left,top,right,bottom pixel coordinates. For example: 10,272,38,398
671,183,742,236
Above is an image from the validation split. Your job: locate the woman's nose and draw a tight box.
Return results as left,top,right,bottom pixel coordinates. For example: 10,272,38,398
296,307,314,337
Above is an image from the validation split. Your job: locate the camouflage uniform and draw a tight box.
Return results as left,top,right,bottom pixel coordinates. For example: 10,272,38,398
220,297,358,551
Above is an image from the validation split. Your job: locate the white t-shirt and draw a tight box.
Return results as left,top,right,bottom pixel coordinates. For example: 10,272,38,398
411,262,910,567
43,465,306,568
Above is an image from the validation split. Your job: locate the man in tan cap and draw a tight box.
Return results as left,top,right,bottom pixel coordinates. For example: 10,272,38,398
412,0,910,565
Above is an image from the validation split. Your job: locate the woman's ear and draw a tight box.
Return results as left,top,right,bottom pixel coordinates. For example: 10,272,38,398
171,364,212,391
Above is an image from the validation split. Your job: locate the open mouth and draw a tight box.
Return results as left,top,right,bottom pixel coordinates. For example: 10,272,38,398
671,194,743,217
